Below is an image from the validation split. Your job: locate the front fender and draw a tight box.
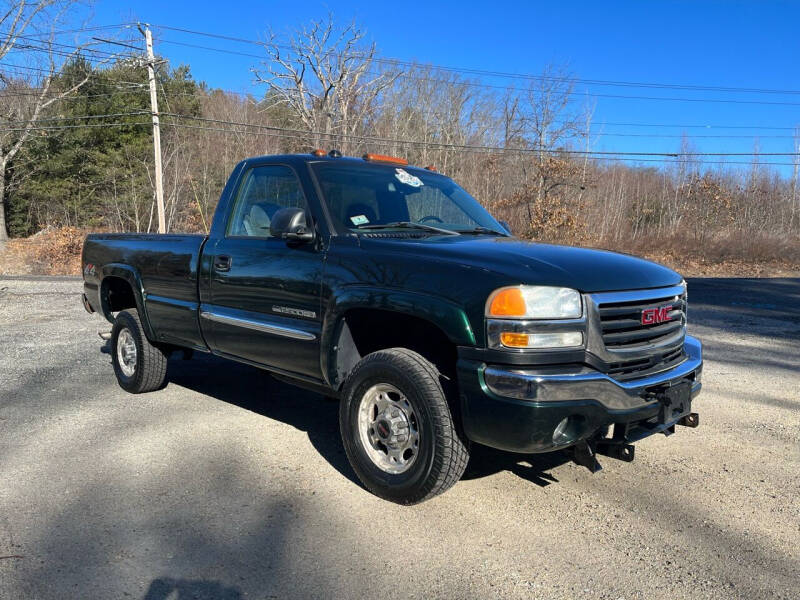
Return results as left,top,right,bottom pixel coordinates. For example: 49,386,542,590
99,263,156,341
320,285,477,386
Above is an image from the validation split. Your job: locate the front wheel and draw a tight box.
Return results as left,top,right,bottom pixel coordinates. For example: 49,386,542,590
111,309,168,393
339,348,469,504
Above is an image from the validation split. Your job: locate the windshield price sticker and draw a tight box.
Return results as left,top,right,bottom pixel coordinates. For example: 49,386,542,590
395,168,423,187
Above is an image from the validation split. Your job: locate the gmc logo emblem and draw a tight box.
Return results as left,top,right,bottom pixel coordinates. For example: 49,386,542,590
642,305,672,325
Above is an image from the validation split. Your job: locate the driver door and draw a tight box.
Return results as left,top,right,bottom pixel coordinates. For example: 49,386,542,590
203,163,324,379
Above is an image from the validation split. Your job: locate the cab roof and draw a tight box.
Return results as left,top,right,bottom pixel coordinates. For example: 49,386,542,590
240,152,437,175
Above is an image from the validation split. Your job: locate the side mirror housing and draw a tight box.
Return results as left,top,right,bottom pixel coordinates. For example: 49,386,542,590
499,220,512,235
269,207,315,245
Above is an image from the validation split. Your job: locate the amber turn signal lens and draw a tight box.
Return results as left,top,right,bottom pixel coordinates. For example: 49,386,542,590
488,288,526,317
499,332,529,348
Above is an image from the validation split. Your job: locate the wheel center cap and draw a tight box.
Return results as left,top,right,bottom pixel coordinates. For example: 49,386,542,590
376,420,391,439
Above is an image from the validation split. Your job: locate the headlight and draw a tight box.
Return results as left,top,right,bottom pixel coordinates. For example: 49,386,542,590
486,286,582,320
485,286,585,350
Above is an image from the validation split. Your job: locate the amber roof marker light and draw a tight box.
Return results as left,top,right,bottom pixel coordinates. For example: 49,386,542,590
362,153,409,166
311,149,326,157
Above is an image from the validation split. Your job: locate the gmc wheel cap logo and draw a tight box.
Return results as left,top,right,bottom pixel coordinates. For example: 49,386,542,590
641,305,672,325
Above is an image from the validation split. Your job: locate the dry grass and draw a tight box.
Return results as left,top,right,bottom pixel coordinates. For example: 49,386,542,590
1,226,798,278
591,230,800,277
0,227,86,276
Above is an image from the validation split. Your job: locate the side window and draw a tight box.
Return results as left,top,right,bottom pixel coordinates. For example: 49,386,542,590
227,165,306,237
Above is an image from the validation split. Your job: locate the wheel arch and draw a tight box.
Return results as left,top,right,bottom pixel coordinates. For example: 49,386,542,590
98,264,156,340
321,287,476,391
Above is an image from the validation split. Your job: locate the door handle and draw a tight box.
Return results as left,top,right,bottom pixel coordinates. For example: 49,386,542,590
214,255,232,272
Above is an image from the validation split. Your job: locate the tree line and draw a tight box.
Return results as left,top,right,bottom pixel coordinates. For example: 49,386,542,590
2,7,798,263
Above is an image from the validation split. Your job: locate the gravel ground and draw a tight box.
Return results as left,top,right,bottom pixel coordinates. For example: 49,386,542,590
0,276,798,600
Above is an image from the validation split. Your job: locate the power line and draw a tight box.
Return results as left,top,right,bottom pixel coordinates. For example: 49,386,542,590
153,24,800,97
591,121,800,131
0,121,152,133
160,112,800,158
152,35,800,108
0,115,794,166
1,111,149,126
10,71,796,134
7,30,800,132
159,122,797,167
9,23,137,38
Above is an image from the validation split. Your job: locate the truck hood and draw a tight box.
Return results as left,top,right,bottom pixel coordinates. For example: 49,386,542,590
358,235,683,293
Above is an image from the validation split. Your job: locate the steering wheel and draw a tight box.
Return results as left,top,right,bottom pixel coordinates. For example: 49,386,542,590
419,215,444,224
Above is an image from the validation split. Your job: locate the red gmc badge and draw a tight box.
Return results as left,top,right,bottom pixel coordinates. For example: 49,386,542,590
641,305,672,325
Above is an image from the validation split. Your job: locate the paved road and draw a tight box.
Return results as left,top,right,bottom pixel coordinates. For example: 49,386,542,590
1,277,798,599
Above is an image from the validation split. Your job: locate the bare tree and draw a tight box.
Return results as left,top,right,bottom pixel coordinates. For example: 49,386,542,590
519,67,588,217
253,15,400,153
0,0,95,242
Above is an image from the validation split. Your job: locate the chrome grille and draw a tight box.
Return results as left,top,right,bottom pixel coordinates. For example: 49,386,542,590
596,291,686,350
605,346,685,381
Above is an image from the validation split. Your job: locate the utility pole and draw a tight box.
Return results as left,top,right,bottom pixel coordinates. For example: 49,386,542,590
140,23,166,233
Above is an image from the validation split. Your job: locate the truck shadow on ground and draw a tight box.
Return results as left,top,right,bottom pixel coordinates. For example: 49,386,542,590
160,351,571,491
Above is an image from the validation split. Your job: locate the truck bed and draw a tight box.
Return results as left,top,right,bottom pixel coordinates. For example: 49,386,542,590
83,233,208,349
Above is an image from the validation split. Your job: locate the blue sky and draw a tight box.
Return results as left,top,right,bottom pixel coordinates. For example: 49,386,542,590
89,0,800,170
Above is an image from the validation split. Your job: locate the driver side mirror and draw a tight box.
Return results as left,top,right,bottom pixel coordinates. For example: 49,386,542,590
270,207,315,245
499,220,512,235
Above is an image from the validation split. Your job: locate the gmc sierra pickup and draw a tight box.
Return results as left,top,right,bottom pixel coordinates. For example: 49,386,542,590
82,151,703,504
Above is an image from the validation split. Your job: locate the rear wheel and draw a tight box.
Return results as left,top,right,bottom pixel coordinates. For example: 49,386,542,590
111,309,168,393
339,348,469,504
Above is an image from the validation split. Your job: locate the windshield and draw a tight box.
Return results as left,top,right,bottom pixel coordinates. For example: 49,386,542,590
311,162,505,234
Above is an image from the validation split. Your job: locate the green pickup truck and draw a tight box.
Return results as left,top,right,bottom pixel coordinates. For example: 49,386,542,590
81,151,703,504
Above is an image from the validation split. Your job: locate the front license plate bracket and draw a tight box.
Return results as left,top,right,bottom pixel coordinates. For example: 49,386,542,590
655,381,692,424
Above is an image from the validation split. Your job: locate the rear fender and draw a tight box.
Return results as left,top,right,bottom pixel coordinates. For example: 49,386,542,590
99,264,156,341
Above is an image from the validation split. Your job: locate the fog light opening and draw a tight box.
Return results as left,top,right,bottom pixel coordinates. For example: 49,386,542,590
552,414,586,446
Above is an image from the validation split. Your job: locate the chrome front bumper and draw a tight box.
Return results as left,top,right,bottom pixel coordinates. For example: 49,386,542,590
483,335,703,411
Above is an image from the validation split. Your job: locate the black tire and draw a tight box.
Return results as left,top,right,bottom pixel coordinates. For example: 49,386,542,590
339,348,469,504
111,309,168,393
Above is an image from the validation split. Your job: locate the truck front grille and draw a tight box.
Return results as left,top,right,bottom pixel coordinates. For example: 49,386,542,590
605,346,685,381
596,291,687,350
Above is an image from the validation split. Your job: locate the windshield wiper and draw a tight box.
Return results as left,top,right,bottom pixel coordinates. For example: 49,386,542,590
356,221,460,236
459,226,511,237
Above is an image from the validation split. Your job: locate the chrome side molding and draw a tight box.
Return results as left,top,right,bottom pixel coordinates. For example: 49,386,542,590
200,310,316,341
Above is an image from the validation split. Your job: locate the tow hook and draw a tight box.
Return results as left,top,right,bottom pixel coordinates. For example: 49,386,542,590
572,436,636,473
571,440,602,473
596,439,635,462
677,412,700,428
